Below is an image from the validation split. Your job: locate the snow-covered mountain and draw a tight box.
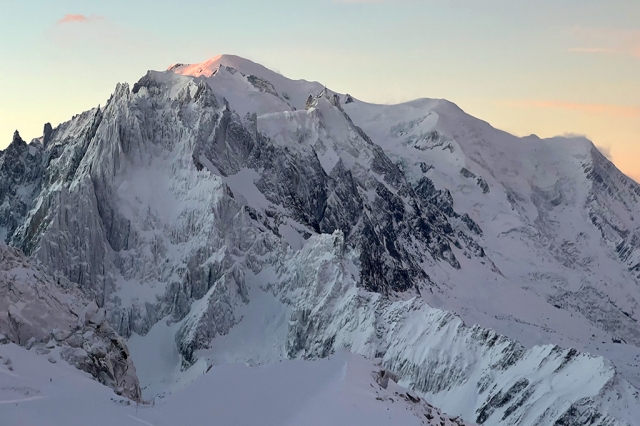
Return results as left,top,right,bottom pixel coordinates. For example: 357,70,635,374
2,54,640,425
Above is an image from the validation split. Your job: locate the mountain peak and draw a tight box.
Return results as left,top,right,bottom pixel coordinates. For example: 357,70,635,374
168,54,326,114
168,54,272,79
12,130,24,145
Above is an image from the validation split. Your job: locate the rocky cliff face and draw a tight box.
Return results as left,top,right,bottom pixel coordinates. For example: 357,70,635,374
0,131,44,243
2,54,640,424
0,244,141,401
265,231,640,425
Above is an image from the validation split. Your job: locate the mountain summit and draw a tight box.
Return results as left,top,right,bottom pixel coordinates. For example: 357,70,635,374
2,55,640,425
169,54,279,78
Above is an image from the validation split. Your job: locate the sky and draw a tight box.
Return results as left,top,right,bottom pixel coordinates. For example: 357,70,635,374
1,0,638,181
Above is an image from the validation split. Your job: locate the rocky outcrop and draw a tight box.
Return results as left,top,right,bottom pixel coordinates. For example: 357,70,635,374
176,266,249,367
0,244,141,401
0,131,44,243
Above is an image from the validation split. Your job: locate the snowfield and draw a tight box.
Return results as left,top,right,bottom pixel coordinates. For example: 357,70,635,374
0,343,473,426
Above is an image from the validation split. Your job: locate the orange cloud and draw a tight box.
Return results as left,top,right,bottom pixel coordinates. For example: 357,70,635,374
569,27,640,59
568,47,640,58
505,100,640,118
57,14,104,24
567,47,615,54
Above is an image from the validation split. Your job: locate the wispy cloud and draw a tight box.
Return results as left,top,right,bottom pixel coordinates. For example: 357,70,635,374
596,144,613,160
333,0,394,3
57,14,104,25
568,27,640,59
567,47,615,54
505,100,640,118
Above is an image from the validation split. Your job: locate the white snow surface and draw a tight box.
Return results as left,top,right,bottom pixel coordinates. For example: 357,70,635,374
0,342,473,426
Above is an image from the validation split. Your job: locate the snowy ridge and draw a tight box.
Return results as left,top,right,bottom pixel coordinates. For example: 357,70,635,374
1,54,640,425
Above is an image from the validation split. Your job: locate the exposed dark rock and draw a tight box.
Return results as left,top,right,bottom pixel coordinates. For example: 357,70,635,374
460,167,476,179
43,123,53,148
247,74,279,97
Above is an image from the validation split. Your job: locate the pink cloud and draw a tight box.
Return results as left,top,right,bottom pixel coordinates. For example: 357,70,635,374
57,14,104,24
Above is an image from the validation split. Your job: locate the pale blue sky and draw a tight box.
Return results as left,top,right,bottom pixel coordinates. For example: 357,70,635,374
1,0,639,179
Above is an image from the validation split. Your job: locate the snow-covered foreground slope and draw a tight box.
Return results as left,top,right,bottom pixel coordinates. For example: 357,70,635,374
2,54,640,424
0,342,474,426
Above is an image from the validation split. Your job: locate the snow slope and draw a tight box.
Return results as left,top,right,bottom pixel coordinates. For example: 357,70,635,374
0,342,473,426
